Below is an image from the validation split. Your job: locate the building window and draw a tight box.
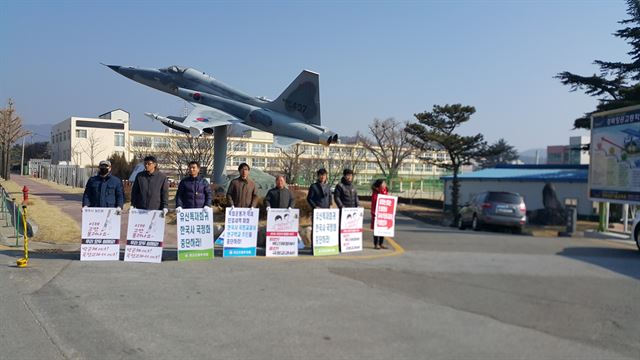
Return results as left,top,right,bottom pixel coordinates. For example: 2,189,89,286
154,137,170,149
266,144,278,153
76,129,87,139
267,158,279,168
436,152,446,161
114,132,125,147
367,162,377,170
132,136,152,147
251,143,266,153
231,157,247,166
230,142,247,152
400,163,412,173
251,157,266,168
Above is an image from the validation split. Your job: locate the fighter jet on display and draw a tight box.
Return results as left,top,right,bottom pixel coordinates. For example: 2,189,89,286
105,64,338,147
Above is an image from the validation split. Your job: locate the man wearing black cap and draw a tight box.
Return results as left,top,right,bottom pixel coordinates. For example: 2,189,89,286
82,159,124,211
334,168,359,209
131,155,169,217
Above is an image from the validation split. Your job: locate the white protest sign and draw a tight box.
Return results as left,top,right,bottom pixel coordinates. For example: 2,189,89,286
266,208,299,257
124,209,165,263
373,194,397,237
177,207,214,261
81,207,121,261
313,208,340,256
340,207,363,253
223,207,259,257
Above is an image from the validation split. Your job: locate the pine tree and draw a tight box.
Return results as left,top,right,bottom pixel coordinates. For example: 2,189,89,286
556,0,640,128
405,104,490,220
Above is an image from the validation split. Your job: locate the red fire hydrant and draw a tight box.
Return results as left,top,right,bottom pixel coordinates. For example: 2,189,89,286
22,186,29,203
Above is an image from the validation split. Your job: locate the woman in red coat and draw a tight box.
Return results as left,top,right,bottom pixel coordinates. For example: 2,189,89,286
370,179,388,249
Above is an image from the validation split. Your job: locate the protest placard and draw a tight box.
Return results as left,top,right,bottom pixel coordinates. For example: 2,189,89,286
340,207,363,253
124,209,165,263
266,208,299,257
373,194,397,237
313,208,339,256
81,207,121,261
223,207,259,257
177,207,214,261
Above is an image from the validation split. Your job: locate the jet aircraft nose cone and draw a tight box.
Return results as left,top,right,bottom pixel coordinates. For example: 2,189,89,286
106,64,121,72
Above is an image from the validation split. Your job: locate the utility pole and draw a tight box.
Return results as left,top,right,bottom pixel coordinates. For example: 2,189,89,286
20,136,26,176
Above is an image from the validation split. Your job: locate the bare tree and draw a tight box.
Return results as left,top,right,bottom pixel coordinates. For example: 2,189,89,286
279,144,306,184
80,130,105,170
361,118,414,184
0,99,29,179
165,134,215,177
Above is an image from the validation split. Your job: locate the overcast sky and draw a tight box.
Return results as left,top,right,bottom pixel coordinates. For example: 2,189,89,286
0,0,630,151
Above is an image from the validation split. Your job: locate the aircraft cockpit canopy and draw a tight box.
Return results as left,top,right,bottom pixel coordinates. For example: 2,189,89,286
164,65,187,74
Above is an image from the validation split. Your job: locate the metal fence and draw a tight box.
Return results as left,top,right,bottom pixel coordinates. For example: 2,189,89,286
32,163,94,188
0,186,33,245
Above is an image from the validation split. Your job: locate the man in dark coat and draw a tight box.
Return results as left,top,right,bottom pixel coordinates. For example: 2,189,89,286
131,155,169,216
226,163,258,208
264,175,294,209
334,168,359,209
176,161,212,210
82,160,124,211
306,168,332,209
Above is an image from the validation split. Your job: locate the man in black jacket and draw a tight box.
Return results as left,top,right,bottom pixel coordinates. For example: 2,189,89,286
131,155,169,217
82,160,124,211
264,175,294,209
306,168,332,209
334,168,359,209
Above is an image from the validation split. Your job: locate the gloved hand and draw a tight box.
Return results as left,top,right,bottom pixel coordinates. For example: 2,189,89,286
287,207,292,210
82,206,88,209
266,206,271,211
116,207,122,215
176,206,182,212
161,208,168,218
203,205,210,213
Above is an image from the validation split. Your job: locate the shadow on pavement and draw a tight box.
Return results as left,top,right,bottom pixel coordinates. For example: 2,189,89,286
1,246,319,264
30,192,83,202
557,246,640,280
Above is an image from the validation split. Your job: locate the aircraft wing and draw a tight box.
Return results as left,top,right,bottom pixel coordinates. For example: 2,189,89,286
273,135,303,148
183,103,240,130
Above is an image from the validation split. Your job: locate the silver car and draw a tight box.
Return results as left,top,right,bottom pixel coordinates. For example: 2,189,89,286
457,191,527,234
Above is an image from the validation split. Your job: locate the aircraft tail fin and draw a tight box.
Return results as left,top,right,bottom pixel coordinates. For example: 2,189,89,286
266,70,321,126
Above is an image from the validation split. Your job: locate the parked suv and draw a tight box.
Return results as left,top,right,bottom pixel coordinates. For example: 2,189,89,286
457,191,527,234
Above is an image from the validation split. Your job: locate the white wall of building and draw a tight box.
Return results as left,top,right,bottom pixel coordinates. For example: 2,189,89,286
51,110,130,167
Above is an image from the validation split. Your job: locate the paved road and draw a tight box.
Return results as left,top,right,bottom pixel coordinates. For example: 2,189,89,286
1,210,640,359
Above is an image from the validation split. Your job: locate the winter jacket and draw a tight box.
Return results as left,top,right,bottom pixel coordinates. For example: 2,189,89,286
226,177,258,208
82,174,124,208
131,170,169,210
176,176,212,209
370,186,389,229
264,187,294,209
307,181,332,209
334,177,359,208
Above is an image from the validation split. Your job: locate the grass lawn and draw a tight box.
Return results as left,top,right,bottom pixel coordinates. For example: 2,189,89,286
1,180,80,244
